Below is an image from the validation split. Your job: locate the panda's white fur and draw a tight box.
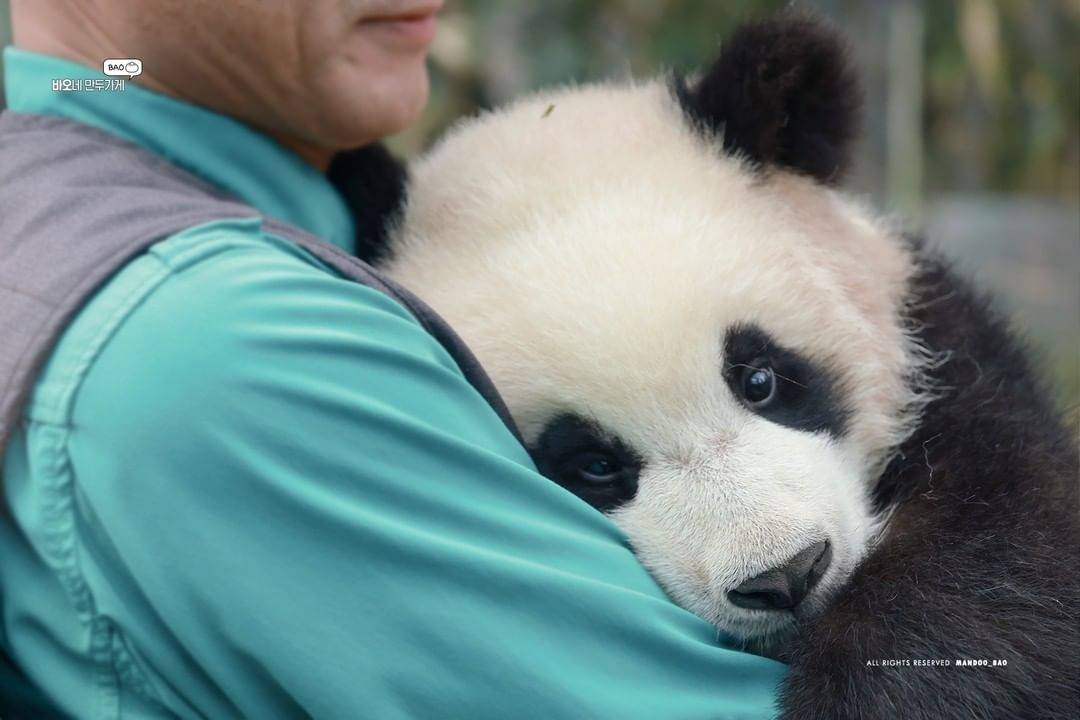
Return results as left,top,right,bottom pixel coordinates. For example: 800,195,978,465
380,78,930,649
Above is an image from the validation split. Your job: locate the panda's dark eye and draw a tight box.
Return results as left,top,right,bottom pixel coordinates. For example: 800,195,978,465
724,325,850,437
740,365,777,407
574,452,623,485
532,415,643,512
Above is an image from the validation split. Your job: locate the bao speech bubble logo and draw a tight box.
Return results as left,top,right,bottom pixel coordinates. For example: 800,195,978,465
103,58,143,79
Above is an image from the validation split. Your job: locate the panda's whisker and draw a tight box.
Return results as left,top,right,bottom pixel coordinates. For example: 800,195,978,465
726,362,807,389
773,371,806,388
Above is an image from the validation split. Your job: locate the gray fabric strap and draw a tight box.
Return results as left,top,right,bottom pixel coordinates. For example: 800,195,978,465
0,111,521,456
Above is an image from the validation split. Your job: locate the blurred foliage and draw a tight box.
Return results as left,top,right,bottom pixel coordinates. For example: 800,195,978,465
402,0,1078,206
923,0,1078,198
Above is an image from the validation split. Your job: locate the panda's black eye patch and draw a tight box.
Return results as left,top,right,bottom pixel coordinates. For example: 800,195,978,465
530,414,643,512
723,324,850,437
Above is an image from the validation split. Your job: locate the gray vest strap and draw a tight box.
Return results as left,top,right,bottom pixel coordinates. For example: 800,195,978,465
0,111,521,457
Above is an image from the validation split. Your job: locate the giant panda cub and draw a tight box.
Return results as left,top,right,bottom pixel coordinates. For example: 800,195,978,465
330,13,1079,720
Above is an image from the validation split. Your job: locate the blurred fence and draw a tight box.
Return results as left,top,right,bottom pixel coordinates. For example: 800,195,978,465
924,195,1079,409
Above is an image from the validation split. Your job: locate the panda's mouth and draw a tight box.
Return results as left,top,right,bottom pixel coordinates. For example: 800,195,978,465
721,614,800,661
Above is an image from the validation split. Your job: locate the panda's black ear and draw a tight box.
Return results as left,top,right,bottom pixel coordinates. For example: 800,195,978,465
675,12,861,184
328,143,408,264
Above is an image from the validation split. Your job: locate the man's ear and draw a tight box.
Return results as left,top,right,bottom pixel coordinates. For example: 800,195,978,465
328,143,408,264
674,12,862,184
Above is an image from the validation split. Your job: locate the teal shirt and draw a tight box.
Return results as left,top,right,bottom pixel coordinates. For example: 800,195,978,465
0,48,785,719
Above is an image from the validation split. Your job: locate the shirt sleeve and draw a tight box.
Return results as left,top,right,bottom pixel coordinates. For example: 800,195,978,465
66,239,785,719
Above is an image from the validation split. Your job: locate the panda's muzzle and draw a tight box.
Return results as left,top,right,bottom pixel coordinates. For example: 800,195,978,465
727,540,832,611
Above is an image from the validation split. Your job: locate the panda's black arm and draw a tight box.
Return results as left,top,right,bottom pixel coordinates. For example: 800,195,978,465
327,143,409,265
778,246,1080,720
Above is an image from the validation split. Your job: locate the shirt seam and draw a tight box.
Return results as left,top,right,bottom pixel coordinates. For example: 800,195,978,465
29,263,173,428
29,422,120,720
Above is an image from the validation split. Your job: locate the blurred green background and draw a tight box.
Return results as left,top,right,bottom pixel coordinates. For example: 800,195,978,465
1,0,1077,415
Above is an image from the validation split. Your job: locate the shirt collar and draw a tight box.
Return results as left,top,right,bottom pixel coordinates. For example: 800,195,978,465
3,46,355,252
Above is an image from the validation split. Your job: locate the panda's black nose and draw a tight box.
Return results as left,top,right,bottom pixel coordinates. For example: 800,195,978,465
727,540,832,611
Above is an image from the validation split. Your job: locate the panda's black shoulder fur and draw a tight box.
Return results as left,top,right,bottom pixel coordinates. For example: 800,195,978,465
674,11,861,184
779,241,1080,720
327,143,408,264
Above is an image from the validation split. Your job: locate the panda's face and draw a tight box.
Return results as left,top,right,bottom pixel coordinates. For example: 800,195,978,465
385,74,925,652
527,319,869,649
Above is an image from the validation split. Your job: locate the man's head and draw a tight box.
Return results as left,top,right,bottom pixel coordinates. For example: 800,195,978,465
11,0,441,166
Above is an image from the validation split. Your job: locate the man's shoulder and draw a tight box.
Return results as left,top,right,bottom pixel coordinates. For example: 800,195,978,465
148,216,327,272
26,218,419,427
